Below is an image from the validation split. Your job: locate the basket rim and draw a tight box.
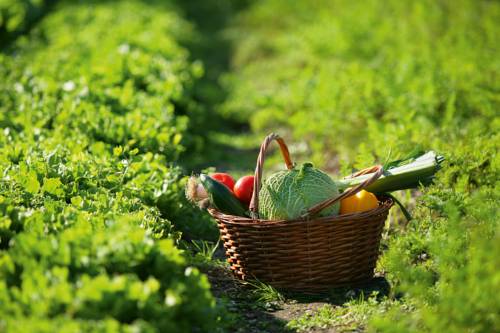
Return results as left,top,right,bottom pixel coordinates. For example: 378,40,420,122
209,196,393,227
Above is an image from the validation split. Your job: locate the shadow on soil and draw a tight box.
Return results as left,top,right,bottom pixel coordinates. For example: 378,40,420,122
283,277,391,305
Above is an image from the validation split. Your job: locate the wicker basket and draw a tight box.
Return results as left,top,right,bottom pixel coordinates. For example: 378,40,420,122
208,133,393,291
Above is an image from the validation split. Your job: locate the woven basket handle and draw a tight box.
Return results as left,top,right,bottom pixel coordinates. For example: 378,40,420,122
249,133,293,218
249,133,384,219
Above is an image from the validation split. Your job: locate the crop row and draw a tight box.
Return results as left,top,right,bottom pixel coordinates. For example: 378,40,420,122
0,1,220,331
222,0,499,331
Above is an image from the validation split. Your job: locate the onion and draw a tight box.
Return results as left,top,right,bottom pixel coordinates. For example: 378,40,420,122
186,176,208,204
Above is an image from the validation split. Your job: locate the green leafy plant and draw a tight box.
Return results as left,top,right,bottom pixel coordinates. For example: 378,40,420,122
184,239,223,268
0,0,219,242
0,1,222,331
0,219,221,332
245,279,285,304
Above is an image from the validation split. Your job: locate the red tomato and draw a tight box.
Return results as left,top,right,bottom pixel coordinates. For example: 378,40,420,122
210,173,236,191
234,175,255,205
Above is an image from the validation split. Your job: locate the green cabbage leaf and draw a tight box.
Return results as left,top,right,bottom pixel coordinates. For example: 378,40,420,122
259,163,339,220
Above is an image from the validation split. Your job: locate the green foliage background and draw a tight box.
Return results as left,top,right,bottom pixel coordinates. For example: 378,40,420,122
0,0,498,332
222,0,499,332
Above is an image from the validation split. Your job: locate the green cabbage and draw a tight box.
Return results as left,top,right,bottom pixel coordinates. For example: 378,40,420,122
259,163,340,220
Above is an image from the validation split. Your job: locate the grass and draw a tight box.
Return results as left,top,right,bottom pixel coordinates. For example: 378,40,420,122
184,239,223,268
287,293,405,332
245,279,286,305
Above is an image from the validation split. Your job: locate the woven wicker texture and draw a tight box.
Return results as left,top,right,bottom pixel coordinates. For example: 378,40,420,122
210,133,393,291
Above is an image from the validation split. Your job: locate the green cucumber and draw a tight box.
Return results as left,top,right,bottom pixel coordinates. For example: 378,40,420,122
199,174,248,216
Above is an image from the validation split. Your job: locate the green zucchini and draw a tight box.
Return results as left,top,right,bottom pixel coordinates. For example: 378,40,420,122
199,174,248,216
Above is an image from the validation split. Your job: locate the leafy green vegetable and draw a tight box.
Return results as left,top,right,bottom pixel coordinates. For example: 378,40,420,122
259,162,340,220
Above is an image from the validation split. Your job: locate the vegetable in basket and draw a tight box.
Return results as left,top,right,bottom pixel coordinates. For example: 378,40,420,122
339,190,379,214
336,151,444,193
210,172,236,191
234,175,255,205
258,162,340,220
336,150,444,219
186,143,444,221
257,151,444,220
199,174,247,216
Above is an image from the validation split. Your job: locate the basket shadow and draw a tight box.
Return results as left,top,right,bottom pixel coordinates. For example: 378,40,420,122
281,276,391,305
